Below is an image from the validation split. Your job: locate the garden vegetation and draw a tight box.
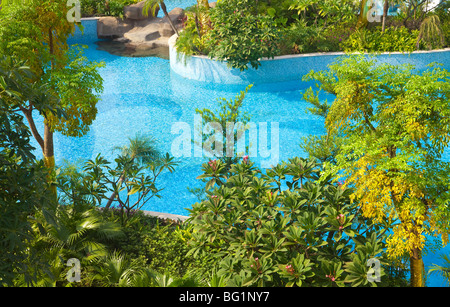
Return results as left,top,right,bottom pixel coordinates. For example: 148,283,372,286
175,0,449,70
1,0,450,287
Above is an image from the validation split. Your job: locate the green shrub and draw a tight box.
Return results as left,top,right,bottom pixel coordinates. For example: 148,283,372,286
80,0,140,18
435,1,449,47
204,0,281,71
280,20,356,54
187,158,407,286
342,26,419,53
175,10,209,58
105,210,201,278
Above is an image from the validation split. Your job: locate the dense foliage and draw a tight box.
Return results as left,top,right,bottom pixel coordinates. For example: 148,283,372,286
1,0,450,288
187,157,405,287
80,0,140,18
175,0,449,70
302,55,450,287
203,0,281,70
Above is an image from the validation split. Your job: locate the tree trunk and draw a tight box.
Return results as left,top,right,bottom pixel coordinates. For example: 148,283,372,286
160,2,179,36
22,107,44,153
45,27,57,198
198,0,209,10
382,0,389,32
410,247,424,287
357,0,369,29
44,123,57,196
105,172,125,209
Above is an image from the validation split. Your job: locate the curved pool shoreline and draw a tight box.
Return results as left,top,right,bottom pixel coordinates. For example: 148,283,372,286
169,34,450,85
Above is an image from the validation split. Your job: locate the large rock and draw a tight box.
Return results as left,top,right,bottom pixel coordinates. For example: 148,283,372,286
124,1,160,20
97,7,185,56
97,17,134,39
161,7,185,25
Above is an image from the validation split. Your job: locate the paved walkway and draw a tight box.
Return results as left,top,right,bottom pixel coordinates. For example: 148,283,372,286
142,210,189,222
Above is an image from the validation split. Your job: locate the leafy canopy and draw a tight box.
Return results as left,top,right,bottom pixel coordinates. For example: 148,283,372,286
303,55,450,259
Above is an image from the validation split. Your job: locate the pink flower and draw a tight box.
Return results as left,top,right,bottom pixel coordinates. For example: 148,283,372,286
243,155,249,164
208,159,217,171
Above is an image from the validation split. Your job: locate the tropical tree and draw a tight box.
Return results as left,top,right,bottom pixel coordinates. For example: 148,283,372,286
416,14,445,50
90,251,143,287
381,0,389,31
0,0,104,191
58,134,178,224
195,85,252,170
302,55,450,287
105,134,161,208
23,202,125,286
143,0,179,35
0,57,55,286
428,253,450,286
196,0,211,34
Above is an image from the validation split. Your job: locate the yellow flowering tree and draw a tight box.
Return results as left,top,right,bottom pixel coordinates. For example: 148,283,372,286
303,55,450,287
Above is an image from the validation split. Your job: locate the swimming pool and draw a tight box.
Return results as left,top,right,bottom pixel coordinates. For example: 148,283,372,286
28,1,450,286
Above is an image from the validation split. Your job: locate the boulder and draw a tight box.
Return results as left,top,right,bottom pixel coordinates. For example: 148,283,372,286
124,21,161,43
209,2,217,8
124,1,160,20
96,7,185,57
161,7,185,25
97,17,134,39
159,22,175,37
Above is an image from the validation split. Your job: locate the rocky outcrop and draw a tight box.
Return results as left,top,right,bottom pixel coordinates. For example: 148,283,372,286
123,1,160,20
97,2,185,57
97,17,134,39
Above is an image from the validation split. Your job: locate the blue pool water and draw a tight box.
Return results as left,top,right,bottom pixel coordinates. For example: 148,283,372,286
28,1,450,286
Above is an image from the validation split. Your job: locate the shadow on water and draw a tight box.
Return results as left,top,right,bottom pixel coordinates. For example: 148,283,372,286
95,40,170,59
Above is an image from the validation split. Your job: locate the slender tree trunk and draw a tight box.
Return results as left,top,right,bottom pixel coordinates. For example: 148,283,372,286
43,123,58,196
22,107,44,153
198,0,209,10
105,155,136,209
161,2,179,36
46,27,57,197
388,146,425,287
43,124,54,167
357,0,369,29
196,0,210,31
105,172,125,209
382,0,389,32
410,247,424,287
